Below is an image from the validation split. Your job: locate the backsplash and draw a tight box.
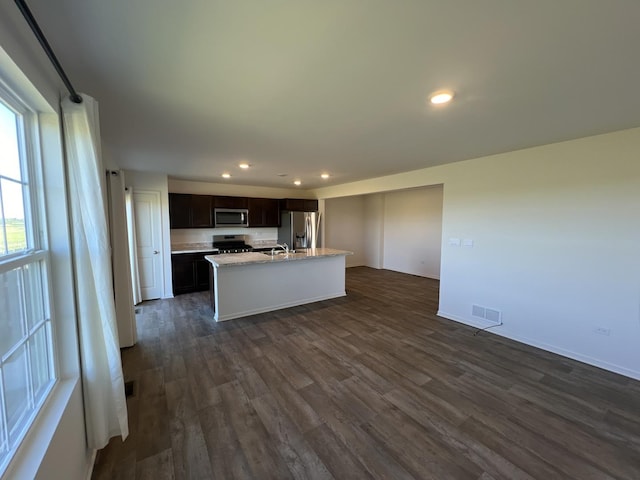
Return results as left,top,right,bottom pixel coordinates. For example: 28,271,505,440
170,227,277,246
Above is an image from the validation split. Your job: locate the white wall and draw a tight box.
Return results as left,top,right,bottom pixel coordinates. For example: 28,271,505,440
313,127,640,380
324,196,366,267
383,186,443,278
124,170,173,298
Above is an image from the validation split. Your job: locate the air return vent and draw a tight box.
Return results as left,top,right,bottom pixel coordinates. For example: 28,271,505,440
472,304,502,324
471,305,485,318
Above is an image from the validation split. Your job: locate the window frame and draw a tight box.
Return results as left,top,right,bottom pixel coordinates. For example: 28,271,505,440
0,79,59,475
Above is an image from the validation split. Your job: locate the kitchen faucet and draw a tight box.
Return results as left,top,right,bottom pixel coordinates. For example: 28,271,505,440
272,243,289,255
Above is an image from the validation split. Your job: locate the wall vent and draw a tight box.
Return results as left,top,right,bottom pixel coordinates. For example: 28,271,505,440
472,304,502,324
124,380,135,397
485,308,501,324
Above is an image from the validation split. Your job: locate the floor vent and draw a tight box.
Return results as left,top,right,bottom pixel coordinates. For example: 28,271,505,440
124,381,135,398
472,304,502,324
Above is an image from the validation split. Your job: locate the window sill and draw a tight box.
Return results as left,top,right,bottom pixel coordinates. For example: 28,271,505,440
2,377,86,480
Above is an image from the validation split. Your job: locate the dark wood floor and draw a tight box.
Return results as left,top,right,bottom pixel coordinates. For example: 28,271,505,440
92,267,640,480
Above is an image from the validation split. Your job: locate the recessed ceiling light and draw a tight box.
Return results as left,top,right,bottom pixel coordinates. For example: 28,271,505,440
429,90,454,105
222,173,231,179
294,180,301,186
321,173,330,179
238,162,250,169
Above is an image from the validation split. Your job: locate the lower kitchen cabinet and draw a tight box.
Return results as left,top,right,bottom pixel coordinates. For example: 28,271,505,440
196,257,211,290
171,252,216,295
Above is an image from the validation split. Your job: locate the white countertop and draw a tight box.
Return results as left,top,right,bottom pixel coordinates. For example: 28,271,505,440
206,248,352,267
171,243,219,254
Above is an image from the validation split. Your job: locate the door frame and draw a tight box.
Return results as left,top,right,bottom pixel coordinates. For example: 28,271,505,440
131,189,164,301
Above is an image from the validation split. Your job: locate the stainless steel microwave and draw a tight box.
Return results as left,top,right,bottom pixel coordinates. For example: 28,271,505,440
214,208,249,227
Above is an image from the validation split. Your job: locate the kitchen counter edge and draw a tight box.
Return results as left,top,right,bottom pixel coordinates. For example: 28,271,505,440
206,248,352,267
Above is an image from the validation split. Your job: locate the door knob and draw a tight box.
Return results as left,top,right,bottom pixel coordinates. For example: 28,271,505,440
153,250,159,254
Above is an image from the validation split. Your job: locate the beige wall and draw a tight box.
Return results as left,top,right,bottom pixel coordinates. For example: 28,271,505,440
314,127,640,380
324,196,366,267
383,185,443,279
324,187,443,278
169,178,315,199
363,194,384,269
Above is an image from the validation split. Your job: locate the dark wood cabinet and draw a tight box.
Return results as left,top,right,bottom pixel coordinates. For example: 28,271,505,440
171,253,196,294
214,196,248,209
248,198,280,227
171,252,216,295
195,257,211,290
169,193,213,228
170,193,313,229
281,198,318,212
191,195,213,227
169,193,192,229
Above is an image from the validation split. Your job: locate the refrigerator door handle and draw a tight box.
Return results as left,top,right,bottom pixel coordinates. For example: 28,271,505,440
314,212,321,248
306,213,312,248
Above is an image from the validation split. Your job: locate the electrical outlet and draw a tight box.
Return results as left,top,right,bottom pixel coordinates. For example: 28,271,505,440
594,327,611,336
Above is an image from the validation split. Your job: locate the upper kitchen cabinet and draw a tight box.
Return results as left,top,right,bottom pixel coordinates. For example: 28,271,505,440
169,193,192,229
214,196,248,209
281,198,319,212
248,198,280,227
191,195,213,227
170,194,314,228
169,193,213,228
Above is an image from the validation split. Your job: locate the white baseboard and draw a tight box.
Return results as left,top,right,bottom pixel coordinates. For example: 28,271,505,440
437,310,640,381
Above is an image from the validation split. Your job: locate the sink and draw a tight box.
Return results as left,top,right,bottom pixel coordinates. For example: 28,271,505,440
261,250,296,256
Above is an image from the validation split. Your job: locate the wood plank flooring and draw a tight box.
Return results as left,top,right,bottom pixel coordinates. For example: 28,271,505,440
92,267,640,479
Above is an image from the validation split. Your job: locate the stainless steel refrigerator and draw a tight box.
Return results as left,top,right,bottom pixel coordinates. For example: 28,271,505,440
278,211,321,250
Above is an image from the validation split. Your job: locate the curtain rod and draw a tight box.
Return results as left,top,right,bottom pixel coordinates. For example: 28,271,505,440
14,0,83,103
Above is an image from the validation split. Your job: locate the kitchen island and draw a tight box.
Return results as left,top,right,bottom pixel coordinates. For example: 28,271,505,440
206,248,352,322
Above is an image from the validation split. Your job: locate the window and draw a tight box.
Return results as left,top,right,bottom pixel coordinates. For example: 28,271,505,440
0,88,56,473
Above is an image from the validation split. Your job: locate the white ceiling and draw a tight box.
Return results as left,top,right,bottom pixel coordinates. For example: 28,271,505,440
26,0,640,189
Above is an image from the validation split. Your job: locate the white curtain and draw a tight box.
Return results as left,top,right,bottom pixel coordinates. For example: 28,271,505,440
61,94,129,449
125,188,142,305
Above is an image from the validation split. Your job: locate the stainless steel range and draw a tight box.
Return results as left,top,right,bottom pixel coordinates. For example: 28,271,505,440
212,234,253,254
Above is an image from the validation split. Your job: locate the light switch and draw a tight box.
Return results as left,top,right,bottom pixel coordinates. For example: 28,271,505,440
463,239,474,247
449,238,461,246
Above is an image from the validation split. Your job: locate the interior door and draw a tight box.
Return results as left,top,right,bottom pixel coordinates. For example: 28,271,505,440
134,191,163,300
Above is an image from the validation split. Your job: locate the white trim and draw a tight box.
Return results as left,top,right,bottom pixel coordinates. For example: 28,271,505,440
2,378,77,480
0,249,46,273
437,310,640,381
